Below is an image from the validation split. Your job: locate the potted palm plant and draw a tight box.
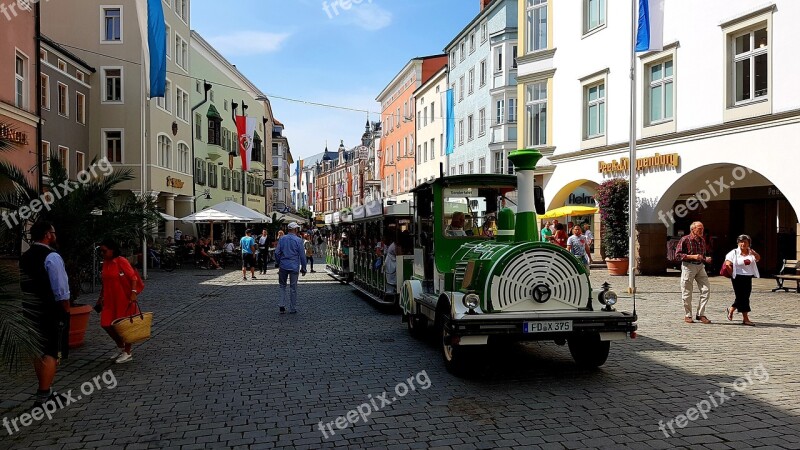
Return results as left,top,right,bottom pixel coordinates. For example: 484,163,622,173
596,178,629,276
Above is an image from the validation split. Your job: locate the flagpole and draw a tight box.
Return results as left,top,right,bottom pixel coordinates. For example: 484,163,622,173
141,47,149,280
628,0,638,293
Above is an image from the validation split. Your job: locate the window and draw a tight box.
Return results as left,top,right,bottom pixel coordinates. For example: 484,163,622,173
470,33,476,53
584,0,606,33
41,141,50,175
157,79,172,112
494,152,503,174
175,34,188,70
508,98,517,123
157,135,172,169
494,46,503,73
468,68,475,94
207,163,218,188
460,41,465,61
224,99,228,111
423,142,428,162
450,51,456,69
232,171,241,192
648,59,674,124
527,0,548,53
459,75,465,101
58,146,69,175
165,23,171,59
15,54,27,109
195,80,201,93
104,130,123,162
496,99,505,124
175,0,188,23
481,22,487,42
57,83,68,117
440,133,444,156
526,82,547,146
459,164,464,175
208,118,221,145
76,92,86,124
479,108,486,136
76,152,85,172
478,157,486,173
102,68,122,103
423,107,428,126
76,71,85,82
195,113,202,139
458,120,464,145
585,83,606,138
209,90,214,102
430,102,435,121
512,46,518,68
176,87,189,122
430,138,435,160
733,27,768,103
103,7,122,42
40,49,47,61
467,114,474,141
177,143,189,173
57,60,66,72
417,111,421,130
194,157,206,185
468,161,474,174
480,60,487,86
221,168,231,190
40,74,50,109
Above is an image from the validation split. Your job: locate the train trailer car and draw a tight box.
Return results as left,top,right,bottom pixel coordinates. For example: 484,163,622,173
399,148,637,375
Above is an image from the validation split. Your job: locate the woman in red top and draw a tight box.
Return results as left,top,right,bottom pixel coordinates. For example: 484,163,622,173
97,239,144,364
552,223,568,248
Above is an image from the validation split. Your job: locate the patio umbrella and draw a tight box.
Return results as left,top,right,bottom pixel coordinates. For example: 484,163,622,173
538,205,598,219
203,200,272,223
159,212,180,221
179,209,252,246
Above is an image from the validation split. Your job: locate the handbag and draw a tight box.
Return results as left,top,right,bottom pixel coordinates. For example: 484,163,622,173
720,264,732,278
111,302,153,344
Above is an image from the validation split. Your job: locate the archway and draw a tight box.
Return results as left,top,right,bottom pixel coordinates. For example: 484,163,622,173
545,180,600,259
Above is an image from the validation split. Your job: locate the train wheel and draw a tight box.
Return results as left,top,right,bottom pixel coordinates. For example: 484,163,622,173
439,311,470,376
567,333,610,368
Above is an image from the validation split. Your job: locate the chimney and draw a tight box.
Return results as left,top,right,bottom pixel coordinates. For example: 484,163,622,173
507,148,544,242
480,0,492,10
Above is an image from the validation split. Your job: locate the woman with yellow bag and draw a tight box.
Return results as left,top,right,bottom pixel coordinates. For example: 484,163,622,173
96,239,146,364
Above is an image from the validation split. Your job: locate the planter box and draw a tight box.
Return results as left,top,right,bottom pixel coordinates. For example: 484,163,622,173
68,304,93,348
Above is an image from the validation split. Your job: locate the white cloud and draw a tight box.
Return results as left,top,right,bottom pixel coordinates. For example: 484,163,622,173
207,31,291,56
330,1,392,31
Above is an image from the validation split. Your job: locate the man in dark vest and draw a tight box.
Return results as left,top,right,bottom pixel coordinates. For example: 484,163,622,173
19,221,71,408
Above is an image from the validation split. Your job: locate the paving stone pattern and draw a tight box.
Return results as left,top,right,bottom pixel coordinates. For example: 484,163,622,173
1,267,799,449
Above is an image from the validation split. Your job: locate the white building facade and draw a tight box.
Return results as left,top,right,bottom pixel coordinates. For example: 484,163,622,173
414,67,447,184
444,0,518,177
524,0,800,274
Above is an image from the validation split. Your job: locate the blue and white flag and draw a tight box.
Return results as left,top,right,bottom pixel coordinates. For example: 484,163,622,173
444,89,455,156
135,0,167,97
635,0,664,52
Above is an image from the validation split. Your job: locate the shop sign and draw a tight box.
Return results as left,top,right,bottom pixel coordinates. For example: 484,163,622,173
567,187,595,205
0,125,28,145
166,176,184,188
599,152,679,174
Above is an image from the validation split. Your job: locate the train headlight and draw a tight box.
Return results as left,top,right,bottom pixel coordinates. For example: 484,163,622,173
602,290,618,306
463,293,480,311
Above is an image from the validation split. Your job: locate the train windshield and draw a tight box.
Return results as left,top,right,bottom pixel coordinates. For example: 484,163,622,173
442,186,518,239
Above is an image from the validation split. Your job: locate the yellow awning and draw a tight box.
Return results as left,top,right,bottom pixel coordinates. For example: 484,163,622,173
539,205,598,219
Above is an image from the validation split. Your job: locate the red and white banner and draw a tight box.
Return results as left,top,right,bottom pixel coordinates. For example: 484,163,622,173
235,115,257,171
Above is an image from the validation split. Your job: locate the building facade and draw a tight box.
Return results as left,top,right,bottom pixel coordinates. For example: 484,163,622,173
523,0,800,273
42,0,196,236
40,37,94,181
271,119,293,213
189,31,271,219
445,0,518,177
413,67,447,184
376,55,447,204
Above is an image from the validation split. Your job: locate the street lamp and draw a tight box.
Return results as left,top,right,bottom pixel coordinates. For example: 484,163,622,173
90,208,102,292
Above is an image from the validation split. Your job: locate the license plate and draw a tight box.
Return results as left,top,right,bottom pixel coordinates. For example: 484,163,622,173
523,320,572,333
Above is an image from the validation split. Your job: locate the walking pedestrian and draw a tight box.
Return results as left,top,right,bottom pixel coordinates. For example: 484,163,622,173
19,221,71,408
566,225,592,274
724,234,761,326
583,223,594,253
303,233,316,273
275,222,307,314
676,221,713,324
96,238,145,364
240,229,257,280
552,223,568,248
541,220,553,242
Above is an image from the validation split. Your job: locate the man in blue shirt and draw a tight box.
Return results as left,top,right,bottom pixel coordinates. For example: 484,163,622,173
275,222,307,314
240,229,257,280
19,221,71,409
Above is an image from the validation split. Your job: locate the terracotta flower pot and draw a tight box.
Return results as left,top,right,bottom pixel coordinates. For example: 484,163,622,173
68,304,93,348
605,257,629,276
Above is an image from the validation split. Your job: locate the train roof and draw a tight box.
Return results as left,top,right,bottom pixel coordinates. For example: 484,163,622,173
411,174,518,193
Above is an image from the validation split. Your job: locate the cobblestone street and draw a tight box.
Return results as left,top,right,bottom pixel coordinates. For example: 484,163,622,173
1,267,799,449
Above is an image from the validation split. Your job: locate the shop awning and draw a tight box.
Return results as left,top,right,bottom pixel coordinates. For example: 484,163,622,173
539,205,598,219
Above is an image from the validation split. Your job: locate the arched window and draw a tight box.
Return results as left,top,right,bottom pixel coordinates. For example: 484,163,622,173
157,134,172,169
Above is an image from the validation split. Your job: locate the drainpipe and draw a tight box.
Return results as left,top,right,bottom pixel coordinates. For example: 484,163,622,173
35,2,42,194
190,80,211,213
507,148,543,242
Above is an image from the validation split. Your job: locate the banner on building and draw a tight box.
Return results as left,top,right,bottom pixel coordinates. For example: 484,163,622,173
135,0,167,97
636,0,664,52
236,116,257,171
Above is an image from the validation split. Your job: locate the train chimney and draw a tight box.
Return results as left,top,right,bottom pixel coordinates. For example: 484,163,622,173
507,148,543,242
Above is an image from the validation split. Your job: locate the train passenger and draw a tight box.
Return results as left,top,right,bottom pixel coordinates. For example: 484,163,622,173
446,212,467,236
383,236,397,294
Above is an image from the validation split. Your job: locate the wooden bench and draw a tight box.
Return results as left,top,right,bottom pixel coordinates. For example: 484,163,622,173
773,259,800,293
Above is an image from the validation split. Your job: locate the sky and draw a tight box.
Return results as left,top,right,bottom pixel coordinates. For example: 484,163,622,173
191,0,478,162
